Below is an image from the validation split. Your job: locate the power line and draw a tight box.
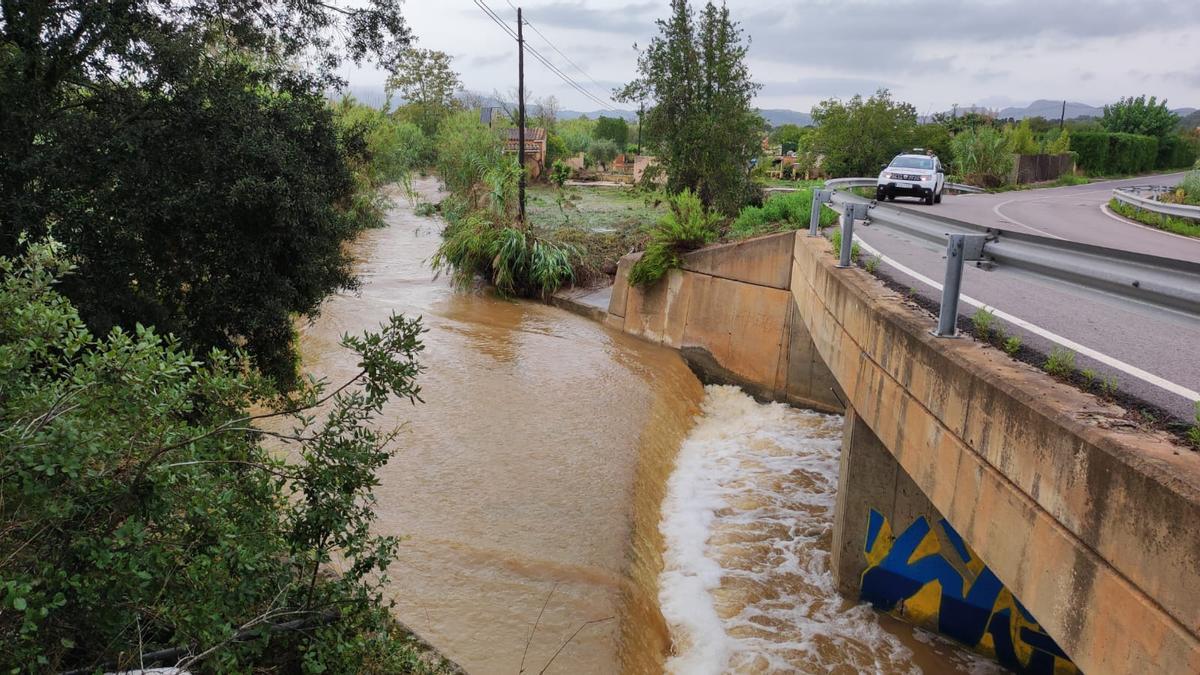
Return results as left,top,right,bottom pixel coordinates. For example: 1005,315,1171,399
473,0,615,112
504,0,616,106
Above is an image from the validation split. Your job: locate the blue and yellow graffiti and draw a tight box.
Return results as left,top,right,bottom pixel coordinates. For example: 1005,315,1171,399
861,510,1080,674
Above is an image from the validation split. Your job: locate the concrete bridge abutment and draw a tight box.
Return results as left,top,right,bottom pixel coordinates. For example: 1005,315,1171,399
598,229,1200,674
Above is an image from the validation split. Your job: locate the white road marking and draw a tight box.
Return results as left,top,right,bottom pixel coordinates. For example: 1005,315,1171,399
991,199,1066,239
850,234,1200,403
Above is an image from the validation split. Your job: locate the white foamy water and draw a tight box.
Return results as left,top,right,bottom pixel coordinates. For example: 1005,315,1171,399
658,385,996,675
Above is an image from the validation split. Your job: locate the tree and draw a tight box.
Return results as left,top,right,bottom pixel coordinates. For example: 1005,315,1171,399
388,48,463,135
588,138,621,170
0,242,438,672
533,95,561,133
0,0,413,387
1102,95,1179,139
594,115,630,146
810,89,918,177
618,0,762,215
769,123,809,149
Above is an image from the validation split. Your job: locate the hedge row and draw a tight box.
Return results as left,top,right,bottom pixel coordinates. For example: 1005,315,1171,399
1072,131,1199,175
1158,135,1199,170
1072,131,1159,175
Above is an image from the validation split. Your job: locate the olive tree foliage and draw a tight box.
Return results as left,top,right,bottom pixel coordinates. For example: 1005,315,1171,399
387,48,464,135
810,89,918,177
617,0,763,215
0,0,412,388
1102,95,1179,139
0,242,435,672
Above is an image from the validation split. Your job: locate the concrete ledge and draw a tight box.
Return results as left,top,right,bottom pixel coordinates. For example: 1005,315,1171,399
792,234,1200,673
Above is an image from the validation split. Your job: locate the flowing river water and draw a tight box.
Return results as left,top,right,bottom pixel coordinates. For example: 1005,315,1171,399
297,179,998,674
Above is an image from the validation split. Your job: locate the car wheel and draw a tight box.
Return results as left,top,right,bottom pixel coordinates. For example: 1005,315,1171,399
925,191,935,206
934,191,942,204
887,194,895,201
875,188,885,201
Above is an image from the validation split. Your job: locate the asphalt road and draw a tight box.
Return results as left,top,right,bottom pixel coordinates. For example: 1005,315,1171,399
895,172,1200,262
841,172,1200,425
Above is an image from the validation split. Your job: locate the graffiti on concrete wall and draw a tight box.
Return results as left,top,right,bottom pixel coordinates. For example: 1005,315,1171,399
861,509,1080,674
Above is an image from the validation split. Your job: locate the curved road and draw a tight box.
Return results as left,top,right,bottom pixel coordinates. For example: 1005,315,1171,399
844,172,1200,424
896,172,1200,262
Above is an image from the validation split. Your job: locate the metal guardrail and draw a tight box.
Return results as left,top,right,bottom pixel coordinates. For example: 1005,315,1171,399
809,185,1200,337
1113,186,1200,221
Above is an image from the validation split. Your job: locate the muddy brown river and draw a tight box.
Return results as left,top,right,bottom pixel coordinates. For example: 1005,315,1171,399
296,179,997,674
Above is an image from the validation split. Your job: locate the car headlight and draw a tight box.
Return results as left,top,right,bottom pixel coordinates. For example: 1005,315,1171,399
919,175,931,181
883,172,894,179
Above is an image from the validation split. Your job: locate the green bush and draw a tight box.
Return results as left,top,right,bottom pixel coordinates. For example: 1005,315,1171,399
435,111,503,199
730,189,837,238
1072,131,1159,174
950,127,1014,187
629,189,720,286
431,212,578,298
0,242,438,672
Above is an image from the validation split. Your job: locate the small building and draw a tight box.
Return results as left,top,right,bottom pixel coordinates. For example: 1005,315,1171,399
504,127,547,179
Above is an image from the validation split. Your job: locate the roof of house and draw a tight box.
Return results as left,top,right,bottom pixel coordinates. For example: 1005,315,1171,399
505,127,547,142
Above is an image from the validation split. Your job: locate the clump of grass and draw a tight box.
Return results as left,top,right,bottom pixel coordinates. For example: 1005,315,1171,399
1050,174,1089,187
1044,346,1076,378
1100,375,1119,398
629,189,719,286
1003,335,1022,356
971,307,996,340
829,230,860,261
414,202,437,217
1189,402,1200,448
730,189,837,238
1080,368,1098,389
864,255,881,273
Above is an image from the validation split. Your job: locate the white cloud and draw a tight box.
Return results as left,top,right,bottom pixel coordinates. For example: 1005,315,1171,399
346,0,1200,115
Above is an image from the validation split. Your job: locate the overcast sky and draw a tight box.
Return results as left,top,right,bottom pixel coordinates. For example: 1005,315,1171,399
345,0,1200,114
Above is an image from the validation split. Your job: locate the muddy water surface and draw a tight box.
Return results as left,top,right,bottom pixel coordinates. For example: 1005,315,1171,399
297,180,999,674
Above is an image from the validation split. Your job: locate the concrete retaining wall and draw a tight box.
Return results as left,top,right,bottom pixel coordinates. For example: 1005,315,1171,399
792,233,1200,674
604,232,843,414
599,228,1200,673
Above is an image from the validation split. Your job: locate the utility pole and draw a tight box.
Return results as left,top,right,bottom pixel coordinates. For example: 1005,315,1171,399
517,6,526,223
1059,100,1066,130
636,102,644,155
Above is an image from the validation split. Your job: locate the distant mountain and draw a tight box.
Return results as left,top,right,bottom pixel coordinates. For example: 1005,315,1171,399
995,100,1102,121
757,109,813,127
559,109,639,121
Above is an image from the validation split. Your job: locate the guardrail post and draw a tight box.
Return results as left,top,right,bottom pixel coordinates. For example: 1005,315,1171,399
836,203,870,268
932,234,989,338
809,189,833,236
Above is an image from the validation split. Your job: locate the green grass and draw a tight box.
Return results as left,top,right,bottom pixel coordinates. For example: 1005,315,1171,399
730,189,838,239
526,184,663,233
1044,347,1077,378
1109,198,1200,238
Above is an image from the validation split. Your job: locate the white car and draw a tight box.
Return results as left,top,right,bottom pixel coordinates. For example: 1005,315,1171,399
876,152,945,205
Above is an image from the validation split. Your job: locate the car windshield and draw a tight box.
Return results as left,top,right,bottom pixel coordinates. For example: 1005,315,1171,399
890,157,934,170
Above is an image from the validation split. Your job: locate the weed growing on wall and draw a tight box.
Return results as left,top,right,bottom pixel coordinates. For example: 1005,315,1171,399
1044,347,1077,378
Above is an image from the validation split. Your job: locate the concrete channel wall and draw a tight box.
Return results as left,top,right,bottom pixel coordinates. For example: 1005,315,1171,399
598,230,1200,674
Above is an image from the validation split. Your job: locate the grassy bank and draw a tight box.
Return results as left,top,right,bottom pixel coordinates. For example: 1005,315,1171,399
1109,198,1200,238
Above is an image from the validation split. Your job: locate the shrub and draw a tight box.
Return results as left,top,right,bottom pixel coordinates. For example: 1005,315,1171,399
629,189,720,286
550,160,572,189
435,110,503,199
950,127,1014,187
1156,134,1198,169
729,189,837,238
431,212,578,298
0,242,435,672
1005,120,1038,155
